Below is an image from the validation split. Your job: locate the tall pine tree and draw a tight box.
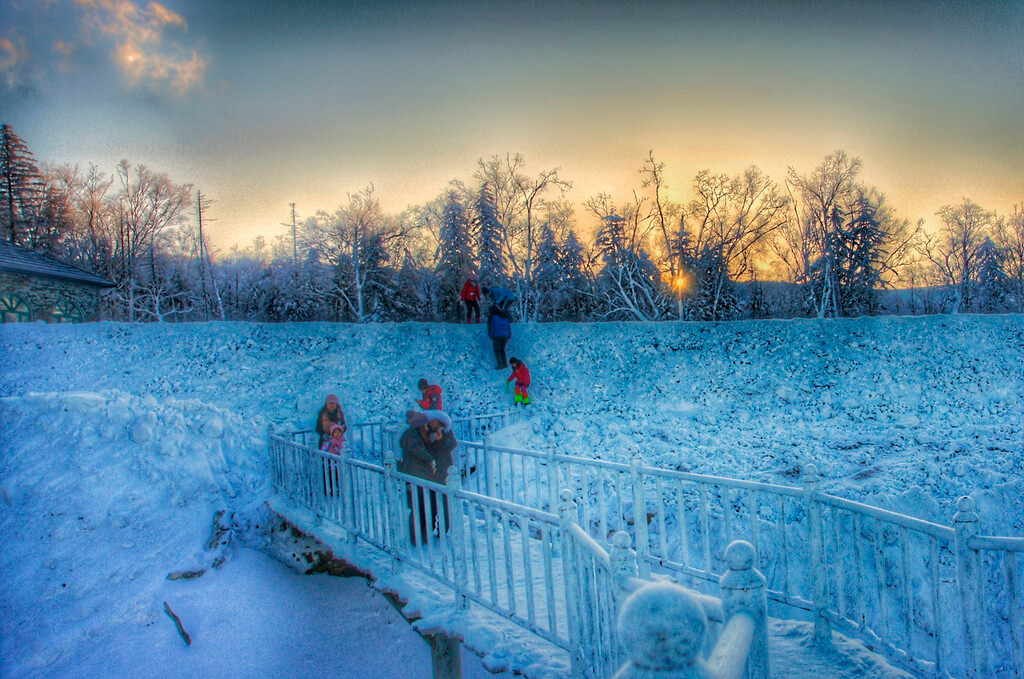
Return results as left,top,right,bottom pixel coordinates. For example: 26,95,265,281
0,124,45,245
473,182,507,288
533,222,562,321
436,191,474,321
561,229,591,321
975,238,1010,313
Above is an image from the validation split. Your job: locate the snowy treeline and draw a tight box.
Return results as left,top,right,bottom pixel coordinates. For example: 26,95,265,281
3,125,1023,323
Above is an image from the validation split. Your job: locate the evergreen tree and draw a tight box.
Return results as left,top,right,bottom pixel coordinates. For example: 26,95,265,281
560,229,591,321
747,274,770,320
0,124,45,244
533,222,562,321
975,238,1010,313
473,182,507,287
686,246,739,321
435,191,474,321
834,193,889,316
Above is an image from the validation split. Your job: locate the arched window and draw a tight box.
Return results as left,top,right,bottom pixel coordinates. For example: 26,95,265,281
0,293,32,323
50,299,84,324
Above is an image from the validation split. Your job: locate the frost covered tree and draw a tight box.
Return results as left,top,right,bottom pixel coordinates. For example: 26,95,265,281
0,124,46,245
591,207,664,321
301,186,411,323
474,153,570,321
682,166,788,320
473,182,507,288
435,191,475,322
560,229,592,320
974,238,1010,313
217,238,270,320
780,152,915,317
919,198,994,313
532,222,563,321
685,246,740,321
114,161,193,321
639,151,685,282
994,204,1024,312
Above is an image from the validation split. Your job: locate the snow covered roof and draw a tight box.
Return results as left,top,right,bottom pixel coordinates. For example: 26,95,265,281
0,240,115,287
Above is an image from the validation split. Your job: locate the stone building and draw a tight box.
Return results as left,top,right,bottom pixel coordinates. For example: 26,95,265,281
0,241,115,323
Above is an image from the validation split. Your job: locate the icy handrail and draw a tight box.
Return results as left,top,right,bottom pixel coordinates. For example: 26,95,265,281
612,541,768,679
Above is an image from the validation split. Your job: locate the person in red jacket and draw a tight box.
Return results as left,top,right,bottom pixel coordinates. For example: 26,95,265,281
506,357,531,405
460,273,482,323
417,378,443,410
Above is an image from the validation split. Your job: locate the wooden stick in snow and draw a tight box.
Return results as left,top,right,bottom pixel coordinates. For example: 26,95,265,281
163,601,192,646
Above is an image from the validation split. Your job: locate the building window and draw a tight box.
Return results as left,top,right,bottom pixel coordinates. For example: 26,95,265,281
0,293,32,323
50,300,84,323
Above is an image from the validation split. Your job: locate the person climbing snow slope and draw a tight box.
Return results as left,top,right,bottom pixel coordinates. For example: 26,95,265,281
506,357,531,405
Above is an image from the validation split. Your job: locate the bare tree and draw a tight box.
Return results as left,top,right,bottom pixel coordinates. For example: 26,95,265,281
919,198,996,313
302,185,413,322
115,160,193,321
778,151,861,317
475,153,570,321
639,150,684,281
994,203,1024,312
683,166,789,319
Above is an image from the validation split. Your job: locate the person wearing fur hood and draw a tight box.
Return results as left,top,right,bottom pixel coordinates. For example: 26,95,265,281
399,410,458,546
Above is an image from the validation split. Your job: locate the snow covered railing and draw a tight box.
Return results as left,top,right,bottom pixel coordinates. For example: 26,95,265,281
268,425,769,679
455,439,1024,678
556,490,769,679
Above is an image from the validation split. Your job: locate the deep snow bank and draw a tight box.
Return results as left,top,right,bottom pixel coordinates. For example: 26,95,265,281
2,315,1022,532
0,390,268,676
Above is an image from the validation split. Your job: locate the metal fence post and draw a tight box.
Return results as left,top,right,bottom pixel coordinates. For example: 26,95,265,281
609,531,639,612
629,453,652,579
547,448,558,513
382,450,401,573
954,495,987,677
267,425,281,492
558,489,584,679
309,449,324,526
338,448,356,542
485,437,498,499
447,465,469,610
720,540,770,679
803,462,830,646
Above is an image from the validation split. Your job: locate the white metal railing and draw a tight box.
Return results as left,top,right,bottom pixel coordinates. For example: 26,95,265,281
446,436,1023,678
268,415,766,679
272,412,1023,678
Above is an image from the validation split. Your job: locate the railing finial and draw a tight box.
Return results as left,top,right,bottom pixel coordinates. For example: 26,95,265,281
609,531,637,582
614,582,706,676
558,489,577,526
803,462,820,486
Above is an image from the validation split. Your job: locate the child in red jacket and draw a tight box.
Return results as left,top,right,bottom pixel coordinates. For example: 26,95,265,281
506,357,531,405
417,378,443,410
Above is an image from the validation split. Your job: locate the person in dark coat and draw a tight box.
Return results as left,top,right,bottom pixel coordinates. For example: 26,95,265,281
487,304,512,369
315,394,347,447
399,410,458,545
460,273,482,323
416,378,443,410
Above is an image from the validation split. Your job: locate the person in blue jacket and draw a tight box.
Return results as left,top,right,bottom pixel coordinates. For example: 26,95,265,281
486,304,511,369
482,285,516,312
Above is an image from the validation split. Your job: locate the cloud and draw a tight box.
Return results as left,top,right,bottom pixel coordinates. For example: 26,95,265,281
0,36,32,90
72,0,207,95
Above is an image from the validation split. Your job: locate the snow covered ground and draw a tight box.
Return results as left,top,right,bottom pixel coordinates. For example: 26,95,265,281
2,314,1021,677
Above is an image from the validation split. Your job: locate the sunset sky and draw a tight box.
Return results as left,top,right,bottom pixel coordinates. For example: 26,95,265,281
1,0,1022,251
